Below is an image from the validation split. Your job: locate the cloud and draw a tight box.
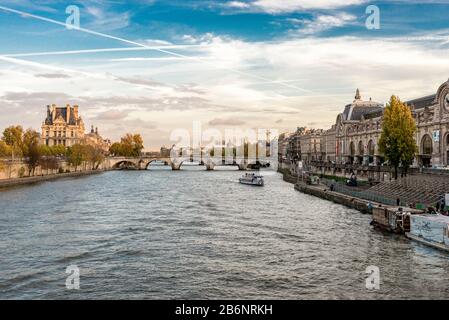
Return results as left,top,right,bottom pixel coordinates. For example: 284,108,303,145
92,110,132,121
84,5,131,31
226,1,251,9
289,12,357,34
251,0,366,13
35,73,71,79
208,117,246,126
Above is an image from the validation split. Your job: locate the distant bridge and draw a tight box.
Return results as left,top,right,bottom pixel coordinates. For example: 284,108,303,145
107,155,253,171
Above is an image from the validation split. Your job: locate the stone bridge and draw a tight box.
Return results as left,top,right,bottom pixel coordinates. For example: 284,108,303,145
107,156,250,171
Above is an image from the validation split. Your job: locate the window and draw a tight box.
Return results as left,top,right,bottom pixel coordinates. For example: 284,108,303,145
422,135,433,155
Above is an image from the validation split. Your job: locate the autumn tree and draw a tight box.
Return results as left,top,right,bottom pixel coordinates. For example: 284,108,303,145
85,145,105,170
0,141,12,172
379,95,418,179
22,129,41,176
2,125,24,158
67,144,85,172
109,134,144,157
0,141,12,158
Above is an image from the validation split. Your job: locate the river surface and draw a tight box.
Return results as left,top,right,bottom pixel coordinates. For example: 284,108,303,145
0,166,448,299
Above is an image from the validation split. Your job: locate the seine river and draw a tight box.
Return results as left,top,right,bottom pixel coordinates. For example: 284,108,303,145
1,166,448,299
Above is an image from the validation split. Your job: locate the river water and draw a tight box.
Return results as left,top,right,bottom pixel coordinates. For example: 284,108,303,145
0,166,448,299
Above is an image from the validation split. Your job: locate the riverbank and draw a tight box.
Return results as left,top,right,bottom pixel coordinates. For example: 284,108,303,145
280,170,374,214
0,169,108,189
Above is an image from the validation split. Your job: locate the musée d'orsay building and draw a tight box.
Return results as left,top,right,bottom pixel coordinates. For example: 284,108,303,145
324,78,449,168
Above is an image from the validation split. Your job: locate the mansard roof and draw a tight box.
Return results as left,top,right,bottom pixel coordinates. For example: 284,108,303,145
406,94,436,110
340,89,384,121
45,106,78,125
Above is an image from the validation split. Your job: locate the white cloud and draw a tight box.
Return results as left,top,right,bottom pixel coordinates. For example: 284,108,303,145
84,5,131,31
290,12,357,34
251,0,366,13
226,1,251,9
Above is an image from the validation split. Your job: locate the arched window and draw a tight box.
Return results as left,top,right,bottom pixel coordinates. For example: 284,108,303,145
368,140,375,156
358,141,364,156
422,135,433,155
350,142,355,156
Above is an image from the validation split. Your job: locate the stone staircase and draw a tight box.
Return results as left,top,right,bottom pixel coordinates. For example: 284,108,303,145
368,174,449,206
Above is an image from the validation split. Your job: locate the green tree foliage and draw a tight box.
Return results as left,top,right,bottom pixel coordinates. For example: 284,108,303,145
2,125,24,157
67,143,105,171
84,144,105,170
66,144,85,172
22,129,41,176
109,133,144,157
0,141,12,157
379,95,418,179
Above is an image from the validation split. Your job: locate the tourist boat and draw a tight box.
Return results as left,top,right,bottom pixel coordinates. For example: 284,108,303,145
239,173,264,186
371,206,424,233
405,214,449,252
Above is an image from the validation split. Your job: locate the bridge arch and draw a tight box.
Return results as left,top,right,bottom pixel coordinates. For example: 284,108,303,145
112,160,139,170
143,159,171,170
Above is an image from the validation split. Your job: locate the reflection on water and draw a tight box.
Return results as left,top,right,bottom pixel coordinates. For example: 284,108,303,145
0,169,448,299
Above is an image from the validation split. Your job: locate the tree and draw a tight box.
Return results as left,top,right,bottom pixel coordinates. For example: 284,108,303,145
85,145,105,170
50,144,67,157
2,125,24,158
39,155,59,175
378,95,418,179
22,129,41,176
67,144,85,172
0,141,12,158
109,133,144,157
109,142,123,157
0,141,11,173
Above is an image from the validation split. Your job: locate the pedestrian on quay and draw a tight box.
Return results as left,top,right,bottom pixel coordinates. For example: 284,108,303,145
396,198,400,206
436,201,441,213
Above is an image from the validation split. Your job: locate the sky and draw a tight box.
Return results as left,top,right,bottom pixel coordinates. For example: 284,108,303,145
0,0,449,150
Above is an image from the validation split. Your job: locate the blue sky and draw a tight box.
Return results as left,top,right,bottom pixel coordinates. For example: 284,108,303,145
1,0,449,149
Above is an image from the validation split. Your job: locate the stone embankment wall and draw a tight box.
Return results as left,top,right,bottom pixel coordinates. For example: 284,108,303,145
0,170,106,188
280,170,373,214
0,158,115,188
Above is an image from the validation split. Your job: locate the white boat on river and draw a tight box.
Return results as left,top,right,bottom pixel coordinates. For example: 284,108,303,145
239,173,264,186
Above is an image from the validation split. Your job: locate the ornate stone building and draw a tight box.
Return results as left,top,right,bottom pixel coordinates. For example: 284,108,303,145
41,104,110,152
335,89,384,165
299,128,324,164
331,79,449,168
41,104,85,147
84,125,111,153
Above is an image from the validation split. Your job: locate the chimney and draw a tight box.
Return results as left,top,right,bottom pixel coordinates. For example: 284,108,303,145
66,104,71,123
91,125,94,134
51,104,56,122
73,105,79,119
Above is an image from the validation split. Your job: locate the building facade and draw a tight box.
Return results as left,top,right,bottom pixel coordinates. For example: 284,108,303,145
281,78,449,171
299,128,324,164
84,126,111,153
41,104,85,147
41,104,110,152
331,80,449,168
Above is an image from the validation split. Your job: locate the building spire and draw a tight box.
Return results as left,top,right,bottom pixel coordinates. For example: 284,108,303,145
355,88,361,100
